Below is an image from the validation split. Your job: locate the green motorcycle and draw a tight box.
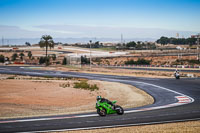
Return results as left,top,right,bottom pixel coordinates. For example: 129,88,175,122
96,100,124,116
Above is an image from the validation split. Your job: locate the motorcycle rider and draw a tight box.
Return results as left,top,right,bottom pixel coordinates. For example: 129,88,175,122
96,96,115,110
174,69,180,79
174,69,179,74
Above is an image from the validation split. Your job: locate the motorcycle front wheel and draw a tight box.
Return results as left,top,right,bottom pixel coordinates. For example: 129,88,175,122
115,105,124,115
97,108,106,116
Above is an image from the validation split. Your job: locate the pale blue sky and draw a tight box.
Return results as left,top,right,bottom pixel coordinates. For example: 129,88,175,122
0,0,199,38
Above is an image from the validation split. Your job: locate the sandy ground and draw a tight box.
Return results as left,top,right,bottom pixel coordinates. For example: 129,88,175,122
62,120,200,133
0,75,153,119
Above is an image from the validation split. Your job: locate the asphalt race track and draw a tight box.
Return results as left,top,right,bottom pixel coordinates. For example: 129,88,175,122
0,66,200,133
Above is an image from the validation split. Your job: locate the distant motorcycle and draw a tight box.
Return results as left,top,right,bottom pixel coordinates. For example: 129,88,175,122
174,72,180,79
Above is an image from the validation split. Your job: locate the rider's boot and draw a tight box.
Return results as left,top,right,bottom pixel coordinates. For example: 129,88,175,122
112,105,116,110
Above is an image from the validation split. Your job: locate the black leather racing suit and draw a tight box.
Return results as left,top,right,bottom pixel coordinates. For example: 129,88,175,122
99,98,114,106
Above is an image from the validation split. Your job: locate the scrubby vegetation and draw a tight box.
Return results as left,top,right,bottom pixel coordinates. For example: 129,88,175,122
28,51,32,59
39,56,50,65
125,59,151,65
74,81,99,91
0,55,5,63
7,76,16,79
62,57,67,65
81,56,90,64
173,59,200,65
11,53,18,61
59,82,71,88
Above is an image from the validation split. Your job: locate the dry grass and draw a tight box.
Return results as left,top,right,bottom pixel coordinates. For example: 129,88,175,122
56,120,200,133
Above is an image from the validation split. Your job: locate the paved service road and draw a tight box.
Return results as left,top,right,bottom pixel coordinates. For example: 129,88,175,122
0,66,200,133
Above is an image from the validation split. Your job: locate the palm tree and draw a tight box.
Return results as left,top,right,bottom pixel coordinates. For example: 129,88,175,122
39,35,54,65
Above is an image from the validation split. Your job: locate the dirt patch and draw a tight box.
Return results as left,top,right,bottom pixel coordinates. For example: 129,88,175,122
0,76,153,119
61,120,200,133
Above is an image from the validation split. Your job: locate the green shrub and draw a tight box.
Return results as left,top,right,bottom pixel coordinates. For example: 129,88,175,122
125,59,151,65
81,56,90,64
137,58,151,65
90,84,99,91
188,60,200,64
74,81,90,89
0,55,5,63
60,82,70,88
51,54,56,60
28,51,32,59
39,56,50,65
62,57,67,65
73,81,99,91
12,53,18,61
7,76,15,79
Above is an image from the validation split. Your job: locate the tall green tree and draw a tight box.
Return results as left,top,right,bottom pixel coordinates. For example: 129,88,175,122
28,51,32,59
0,55,5,63
51,54,56,60
81,56,90,64
19,52,25,60
25,42,31,46
62,57,67,65
12,53,18,61
39,35,54,65
156,36,169,45
126,41,137,48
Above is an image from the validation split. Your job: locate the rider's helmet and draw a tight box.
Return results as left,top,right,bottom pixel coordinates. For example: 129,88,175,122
96,96,102,101
175,69,179,73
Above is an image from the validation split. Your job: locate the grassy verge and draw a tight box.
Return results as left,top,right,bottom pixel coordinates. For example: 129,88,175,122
5,75,85,81
95,47,117,51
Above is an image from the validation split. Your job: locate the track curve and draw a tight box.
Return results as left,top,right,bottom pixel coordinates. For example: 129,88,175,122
0,66,200,133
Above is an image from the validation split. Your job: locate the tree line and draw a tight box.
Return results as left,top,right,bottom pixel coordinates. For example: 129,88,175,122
124,41,156,50
74,41,103,48
156,36,197,45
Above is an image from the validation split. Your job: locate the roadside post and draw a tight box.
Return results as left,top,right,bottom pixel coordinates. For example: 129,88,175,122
89,40,92,71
